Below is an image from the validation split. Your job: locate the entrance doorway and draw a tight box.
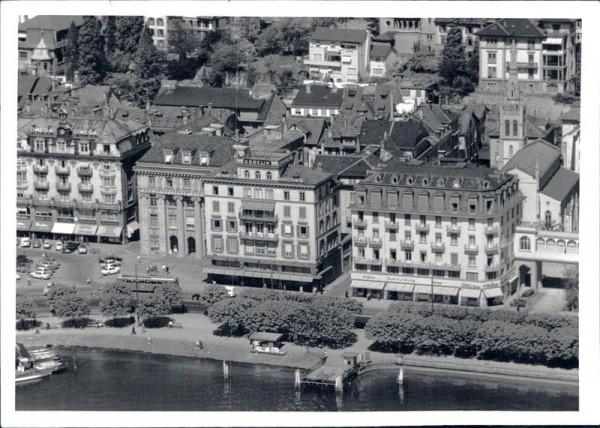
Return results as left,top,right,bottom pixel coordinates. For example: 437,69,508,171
187,237,196,254
169,235,178,253
519,265,531,288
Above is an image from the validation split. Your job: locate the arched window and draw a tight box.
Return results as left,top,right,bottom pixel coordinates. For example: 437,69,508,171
255,171,261,180
536,238,546,252
157,18,164,26
244,170,250,179
266,172,272,180
504,120,510,136
519,236,531,251
512,120,518,136
508,145,514,156
544,210,552,229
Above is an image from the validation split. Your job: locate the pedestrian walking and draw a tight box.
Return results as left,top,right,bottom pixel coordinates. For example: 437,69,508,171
344,291,349,298
166,266,169,274
27,278,31,286
131,326,136,335
35,329,40,335
86,276,91,285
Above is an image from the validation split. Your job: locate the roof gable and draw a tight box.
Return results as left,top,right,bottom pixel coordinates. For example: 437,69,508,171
310,27,368,44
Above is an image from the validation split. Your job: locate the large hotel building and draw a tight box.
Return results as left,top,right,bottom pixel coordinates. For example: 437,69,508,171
202,149,342,291
350,162,522,307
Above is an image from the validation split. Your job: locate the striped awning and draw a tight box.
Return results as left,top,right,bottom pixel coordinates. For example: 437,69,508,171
460,288,482,299
52,222,76,234
351,280,385,290
414,284,433,294
385,282,414,293
483,288,503,299
241,200,275,212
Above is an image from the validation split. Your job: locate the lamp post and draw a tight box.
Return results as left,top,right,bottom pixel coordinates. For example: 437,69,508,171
135,256,141,302
430,270,434,314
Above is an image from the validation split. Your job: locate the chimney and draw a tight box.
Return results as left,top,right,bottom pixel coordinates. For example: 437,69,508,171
282,114,287,133
389,89,394,122
199,105,205,116
25,97,31,114
103,91,109,106
383,131,388,140
306,85,311,94
208,103,213,112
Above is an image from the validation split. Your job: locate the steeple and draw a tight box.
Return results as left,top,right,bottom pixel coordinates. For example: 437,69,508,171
507,39,520,102
31,31,52,77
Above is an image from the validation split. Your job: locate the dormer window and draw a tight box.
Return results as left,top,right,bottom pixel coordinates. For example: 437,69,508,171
164,150,173,163
199,153,208,165
255,171,261,180
182,151,192,165
244,170,250,179
392,175,399,184
266,172,272,180
407,177,414,185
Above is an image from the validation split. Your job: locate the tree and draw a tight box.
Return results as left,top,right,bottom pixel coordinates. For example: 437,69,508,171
168,17,201,61
208,41,243,87
156,283,182,307
572,43,581,96
100,283,132,320
255,19,311,57
466,41,480,85
404,50,439,73
438,23,475,97
65,21,79,82
196,285,230,307
47,287,89,321
564,265,579,311
115,16,145,55
132,26,167,106
16,300,37,330
77,16,108,85
104,16,117,53
366,18,380,35
273,68,296,95
136,295,171,323
232,17,262,43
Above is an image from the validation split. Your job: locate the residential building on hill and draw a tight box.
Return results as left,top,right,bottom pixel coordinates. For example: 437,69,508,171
369,44,397,78
16,109,150,243
134,133,237,257
202,150,343,291
434,18,490,58
145,16,169,50
378,18,437,58
290,84,344,121
18,15,84,78
304,27,371,84
349,162,522,307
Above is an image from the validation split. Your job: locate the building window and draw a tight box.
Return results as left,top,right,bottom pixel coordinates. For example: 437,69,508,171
168,213,177,228
466,272,478,281
284,191,290,200
265,189,274,199
283,224,293,237
255,171,261,180
435,216,441,227
283,206,291,217
244,170,250,179
243,187,252,197
299,192,305,201
228,187,234,196
299,207,306,219
468,219,475,230
372,212,379,224
505,120,510,136
228,220,237,233
299,244,309,259
451,233,458,246
419,232,427,244
520,236,531,251
183,178,191,189
212,201,220,212
103,144,111,154
284,243,294,258
468,255,476,267
79,141,90,153
266,172,272,180
213,237,223,253
213,186,219,195
404,214,411,225
512,120,518,136
157,18,164,26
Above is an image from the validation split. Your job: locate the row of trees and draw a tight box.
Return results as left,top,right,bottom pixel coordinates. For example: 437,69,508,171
365,302,578,368
198,286,362,348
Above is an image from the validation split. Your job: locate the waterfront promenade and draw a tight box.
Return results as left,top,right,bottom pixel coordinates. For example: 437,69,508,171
17,312,578,384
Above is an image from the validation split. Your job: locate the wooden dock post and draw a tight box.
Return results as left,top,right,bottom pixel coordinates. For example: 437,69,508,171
294,369,301,387
223,361,230,379
335,375,343,392
398,367,404,385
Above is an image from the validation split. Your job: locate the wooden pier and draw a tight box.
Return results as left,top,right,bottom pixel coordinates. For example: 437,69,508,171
300,351,372,391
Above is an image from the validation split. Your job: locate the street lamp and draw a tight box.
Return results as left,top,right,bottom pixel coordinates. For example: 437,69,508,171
430,269,434,314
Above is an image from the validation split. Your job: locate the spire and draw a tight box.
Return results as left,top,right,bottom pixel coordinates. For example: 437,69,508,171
31,31,52,61
507,39,520,102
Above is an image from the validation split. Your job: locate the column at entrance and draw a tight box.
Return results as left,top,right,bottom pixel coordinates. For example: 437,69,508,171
175,195,186,257
193,197,204,257
139,194,150,255
157,195,167,255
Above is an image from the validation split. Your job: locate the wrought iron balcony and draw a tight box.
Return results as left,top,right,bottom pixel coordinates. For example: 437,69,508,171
484,225,499,237
369,237,383,248
239,211,278,223
354,236,368,247
353,218,367,229
78,166,93,176
78,183,94,193
239,231,279,242
400,240,414,251
385,221,399,231
33,164,48,173
55,165,71,175
34,181,49,190
56,182,72,192
431,242,446,253
446,225,461,235
415,223,429,233
484,244,499,255
464,244,479,255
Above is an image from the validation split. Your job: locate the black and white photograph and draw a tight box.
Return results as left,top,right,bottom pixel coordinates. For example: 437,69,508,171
1,1,599,426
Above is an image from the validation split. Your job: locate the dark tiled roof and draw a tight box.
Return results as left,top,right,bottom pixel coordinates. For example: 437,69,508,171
370,45,394,59
540,167,579,202
154,86,265,110
434,18,490,26
476,19,545,38
19,15,84,32
360,120,392,146
502,139,560,177
372,31,396,42
310,27,368,44
17,116,146,141
19,30,58,50
291,85,344,108
287,117,326,147
314,155,363,176
139,133,236,167
560,108,580,123
389,120,430,150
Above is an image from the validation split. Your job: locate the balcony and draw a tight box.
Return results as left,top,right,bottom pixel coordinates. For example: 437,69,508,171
385,221,399,231
99,168,117,177
56,182,72,192
517,62,538,70
353,218,367,229
400,240,414,251
17,182,28,190
34,181,49,190
304,58,342,68
78,166,93,176
387,258,401,267
415,223,429,233
446,225,461,235
369,237,383,248
100,186,118,195
354,236,368,247
464,244,479,255
443,263,461,272
484,264,500,272
239,231,279,242
397,260,431,269
33,164,48,173
484,225,499,236
55,165,71,175
431,242,445,253
239,211,278,223
484,244,499,255
78,183,94,193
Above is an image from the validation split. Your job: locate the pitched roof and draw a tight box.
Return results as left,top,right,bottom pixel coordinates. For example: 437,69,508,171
310,27,368,44
139,132,236,167
286,117,326,146
434,18,490,27
212,159,334,186
540,167,579,202
360,120,392,146
560,108,580,123
154,86,266,110
19,15,84,32
386,120,430,152
476,18,545,38
291,85,344,108
502,139,560,177
370,44,394,59
19,29,57,50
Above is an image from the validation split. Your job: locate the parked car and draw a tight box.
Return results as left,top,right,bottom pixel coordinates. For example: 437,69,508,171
62,242,79,253
55,241,63,251
38,260,59,271
101,265,121,276
17,254,32,264
99,256,123,264
32,239,41,248
20,237,31,248
30,271,52,280
43,240,52,249
78,244,88,254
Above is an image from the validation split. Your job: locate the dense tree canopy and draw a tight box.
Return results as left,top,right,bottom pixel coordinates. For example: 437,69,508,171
16,300,37,329
115,16,145,55
168,17,201,61
65,21,79,82
104,16,117,53
47,287,89,320
438,23,475,97
132,26,167,106
136,294,172,322
77,16,108,85
100,283,132,319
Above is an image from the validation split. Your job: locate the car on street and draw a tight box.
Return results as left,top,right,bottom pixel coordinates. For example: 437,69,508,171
102,265,121,276
17,254,32,264
78,244,88,254
38,260,59,271
32,239,41,248
62,241,79,253
20,237,31,248
100,256,123,264
30,271,52,280
55,241,63,251
43,240,52,249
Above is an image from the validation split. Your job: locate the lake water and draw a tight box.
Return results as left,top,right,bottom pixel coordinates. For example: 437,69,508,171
16,348,578,411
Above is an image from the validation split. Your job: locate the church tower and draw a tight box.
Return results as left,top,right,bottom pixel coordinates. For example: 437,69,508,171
493,39,527,168
31,33,53,77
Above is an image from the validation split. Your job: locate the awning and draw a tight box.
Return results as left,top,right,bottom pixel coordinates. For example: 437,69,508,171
16,219,32,231
414,284,433,295
433,286,459,297
74,224,98,235
96,225,122,238
241,200,275,212
30,220,54,233
386,282,414,293
460,288,482,299
127,221,140,236
52,222,75,234
483,288,504,299
351,280,385,290
508,274,519,283
204,266,229,275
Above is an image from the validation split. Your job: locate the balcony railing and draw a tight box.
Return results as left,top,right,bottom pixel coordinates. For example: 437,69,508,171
484,225,499,236
464,244,479,254
431,242,445,253
239,211,278,223
55,165,71,175
397,260,431,269
415,223,429,233
369,237,383,248
517,62,538,70
385,221,399,231
304,58,342,68
78,183,94,193
17,182,28,190
100,186,118,195
239,231,279,242
353,218,367,229
400,240,414,250
484,264,500,272
354,236,368,247
484,244,499,255
78,166,93,176
56,182,72,192
33,164,48,173
446,225,461,235
34,181,49,190
99,169,117,177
